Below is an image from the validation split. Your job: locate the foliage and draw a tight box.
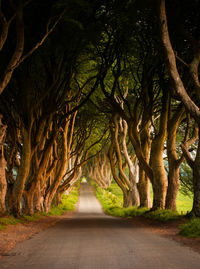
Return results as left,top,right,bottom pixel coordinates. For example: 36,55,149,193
107,181,123,203
179,218,200,238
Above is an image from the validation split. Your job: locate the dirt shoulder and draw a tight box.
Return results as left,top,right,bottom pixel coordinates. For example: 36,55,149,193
0,211,75,260
131,216,200,255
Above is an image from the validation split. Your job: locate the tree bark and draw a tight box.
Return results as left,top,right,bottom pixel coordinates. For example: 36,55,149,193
165,107,185,210
151,92,169,210
193,134,200,216
11,127,31,216
0,153,7,215
138,126,152,208
0,116,7,215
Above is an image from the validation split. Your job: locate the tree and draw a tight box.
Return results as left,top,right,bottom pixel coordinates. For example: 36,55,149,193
159,0,200,216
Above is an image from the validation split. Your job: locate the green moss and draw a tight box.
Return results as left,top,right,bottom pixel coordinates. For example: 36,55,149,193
179,218,200,237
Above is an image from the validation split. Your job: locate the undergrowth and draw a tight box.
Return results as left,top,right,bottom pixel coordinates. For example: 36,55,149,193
48,182,80,216
0,216,24,230
0,182,80,230
179,218,200,237
93,182,181,222
144,209,180,222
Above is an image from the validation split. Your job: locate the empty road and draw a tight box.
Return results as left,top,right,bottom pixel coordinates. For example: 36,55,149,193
0,183,200,269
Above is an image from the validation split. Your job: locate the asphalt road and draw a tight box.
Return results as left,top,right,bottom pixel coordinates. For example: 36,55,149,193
1,183,200,269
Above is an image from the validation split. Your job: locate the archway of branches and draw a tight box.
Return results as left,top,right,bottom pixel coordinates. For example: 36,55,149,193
0,0,199,217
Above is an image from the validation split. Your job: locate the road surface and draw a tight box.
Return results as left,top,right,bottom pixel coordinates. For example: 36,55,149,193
1,183,200,269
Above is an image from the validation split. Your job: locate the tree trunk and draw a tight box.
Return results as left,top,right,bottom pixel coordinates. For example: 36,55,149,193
44,194,51,213
138,126,152,208
53,191,62,207
0,155,7,215
123,189,133,208
22,189,35,215
165,167,180,211
0,116,7,215
138,169,151,208
11,127,31,216
34,183,44,212
151,140,168,210
192,136,200,216
165,107,185,211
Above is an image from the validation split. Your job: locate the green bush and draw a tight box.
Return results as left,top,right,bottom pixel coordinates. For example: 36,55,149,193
145,209,180,222
179,218,200,237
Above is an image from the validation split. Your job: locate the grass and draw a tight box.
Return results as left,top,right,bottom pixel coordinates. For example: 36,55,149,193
179,218,200,237
108,180,193,214
23,214,43,221
93,180,200,237
176,191,193,214
47,182,80,216
93,182,148,218
0,182,80,230
0,216,24,230
94,182,179,221
144,209,180,222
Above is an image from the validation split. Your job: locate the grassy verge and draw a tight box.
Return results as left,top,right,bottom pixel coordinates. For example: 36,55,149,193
93,180,200,237
107,181,193,214
179,218,200,237
0,216,24,230
47,182,80,216
93,183,148,218
94,182,179,221
0,182,80,230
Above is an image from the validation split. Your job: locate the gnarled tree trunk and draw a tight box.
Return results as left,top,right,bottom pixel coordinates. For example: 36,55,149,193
0,116,7,215
138,126,152,208
11,127,32,216
151,91,169,210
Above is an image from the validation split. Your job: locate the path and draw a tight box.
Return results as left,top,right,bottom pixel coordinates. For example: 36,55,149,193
0,183,200,269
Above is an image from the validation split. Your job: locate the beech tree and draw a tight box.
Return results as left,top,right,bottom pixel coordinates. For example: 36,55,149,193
0,0,199,216
159,0,200,216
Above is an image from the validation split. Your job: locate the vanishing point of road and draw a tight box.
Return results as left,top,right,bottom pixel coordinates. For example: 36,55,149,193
1,183,200,269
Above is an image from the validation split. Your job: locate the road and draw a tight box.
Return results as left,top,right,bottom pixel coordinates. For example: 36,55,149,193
1,183,200,269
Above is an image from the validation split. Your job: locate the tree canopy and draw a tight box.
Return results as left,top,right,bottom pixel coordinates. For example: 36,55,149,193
0,0,200,217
